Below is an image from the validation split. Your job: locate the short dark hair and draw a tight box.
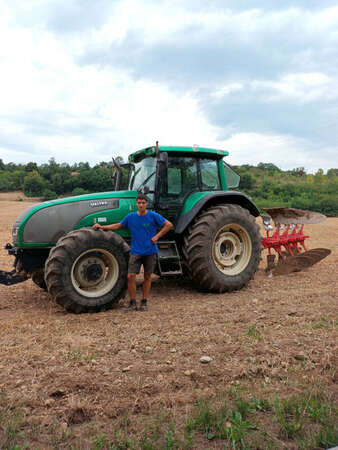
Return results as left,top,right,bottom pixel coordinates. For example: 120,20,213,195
136,193,148,202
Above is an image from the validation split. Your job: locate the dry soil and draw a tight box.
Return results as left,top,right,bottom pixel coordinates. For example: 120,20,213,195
0,200,337,448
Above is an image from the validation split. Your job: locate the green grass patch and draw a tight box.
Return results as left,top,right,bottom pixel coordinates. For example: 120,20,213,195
64,349,83,361
247,324,262,341
0,395,24,449
273,390,338,448
311,317,337,331
64,349,99,362
0,386,337,449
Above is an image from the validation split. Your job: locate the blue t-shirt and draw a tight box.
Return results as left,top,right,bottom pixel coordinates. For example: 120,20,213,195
120,210,166,255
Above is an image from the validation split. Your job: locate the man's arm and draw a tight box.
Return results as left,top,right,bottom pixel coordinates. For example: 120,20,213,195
151,219,173,244
93,222,123,231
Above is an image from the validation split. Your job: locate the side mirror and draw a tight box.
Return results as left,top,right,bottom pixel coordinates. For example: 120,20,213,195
111,158,116,180
111,157,121,189
159,152,168,167
140,185,150,194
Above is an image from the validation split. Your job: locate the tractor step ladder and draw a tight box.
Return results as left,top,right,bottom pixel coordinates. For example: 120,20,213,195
157,241,183,276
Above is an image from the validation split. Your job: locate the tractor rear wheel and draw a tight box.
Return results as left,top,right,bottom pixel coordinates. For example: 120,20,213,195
183,204,261,292
45,228,129,313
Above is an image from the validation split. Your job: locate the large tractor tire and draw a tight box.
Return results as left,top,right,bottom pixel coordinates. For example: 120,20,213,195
32,269,47,291
183,204,261,292
45,228,129,313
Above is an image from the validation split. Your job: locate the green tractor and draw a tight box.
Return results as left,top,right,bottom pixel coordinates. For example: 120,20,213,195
0,144,263,313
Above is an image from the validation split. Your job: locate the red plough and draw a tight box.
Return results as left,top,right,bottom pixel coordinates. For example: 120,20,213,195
261,207,331,275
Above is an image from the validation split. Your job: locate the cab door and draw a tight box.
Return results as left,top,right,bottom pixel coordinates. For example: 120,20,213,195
155,155,199,228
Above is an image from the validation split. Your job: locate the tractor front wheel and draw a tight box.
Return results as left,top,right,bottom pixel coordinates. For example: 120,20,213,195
183,204,261,292
32,269,47,291
45,228,129,313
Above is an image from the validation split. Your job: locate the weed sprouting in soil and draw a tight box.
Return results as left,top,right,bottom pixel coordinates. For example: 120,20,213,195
273,389,338,447
274,395,303,439
64,349,99,362
64,349,83,361
185,395,260,448
0,385,337,449
312,317,330,330
93,415,193,450
0,395,24,449
247,324,262,340
251,397,271,412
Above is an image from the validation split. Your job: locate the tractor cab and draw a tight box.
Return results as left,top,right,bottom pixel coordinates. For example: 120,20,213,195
114,145,241,227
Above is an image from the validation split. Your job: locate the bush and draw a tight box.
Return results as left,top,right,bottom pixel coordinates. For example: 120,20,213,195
42,189,57,201
23,171,46,197
239,173,254,190
71,187,89,196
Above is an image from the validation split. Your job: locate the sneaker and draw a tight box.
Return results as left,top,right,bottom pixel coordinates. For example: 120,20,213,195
125,299,137,312
139,300,148,312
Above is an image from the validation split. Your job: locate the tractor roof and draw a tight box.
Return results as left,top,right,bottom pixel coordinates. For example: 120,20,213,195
129,145,229,163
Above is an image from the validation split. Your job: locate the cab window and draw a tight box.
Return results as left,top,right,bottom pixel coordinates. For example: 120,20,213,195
200,158,220,190
160,156,198,203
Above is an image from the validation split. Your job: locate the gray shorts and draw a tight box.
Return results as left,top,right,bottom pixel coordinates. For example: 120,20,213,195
128,254,157,274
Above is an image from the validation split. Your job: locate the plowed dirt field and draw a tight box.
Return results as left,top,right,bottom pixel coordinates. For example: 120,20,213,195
0,200,337,449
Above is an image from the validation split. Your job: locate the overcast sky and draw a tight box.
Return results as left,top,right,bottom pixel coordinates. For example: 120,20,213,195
1,0,337,173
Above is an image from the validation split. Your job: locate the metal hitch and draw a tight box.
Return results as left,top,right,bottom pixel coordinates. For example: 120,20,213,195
0,269,28,286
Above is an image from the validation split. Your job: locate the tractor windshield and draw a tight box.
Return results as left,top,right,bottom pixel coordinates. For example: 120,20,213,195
129,156,157,191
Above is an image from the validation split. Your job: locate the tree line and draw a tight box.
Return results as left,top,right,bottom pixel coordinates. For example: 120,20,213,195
232,163,338,217
0,158,114,201
0,158,337,216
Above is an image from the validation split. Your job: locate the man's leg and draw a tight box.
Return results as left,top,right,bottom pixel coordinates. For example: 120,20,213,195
139,272,151,311
128,273,137,299
142,272,152,299
125,273,137,311
140,255,156,311
126,255,141,311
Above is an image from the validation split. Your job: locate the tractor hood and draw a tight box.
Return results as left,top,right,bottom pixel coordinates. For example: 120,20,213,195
12,191,138,247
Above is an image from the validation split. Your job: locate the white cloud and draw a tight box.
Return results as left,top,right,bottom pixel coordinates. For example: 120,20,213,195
251,72,333,102
0,0,337,174
221,132,334,173
211,83,244,99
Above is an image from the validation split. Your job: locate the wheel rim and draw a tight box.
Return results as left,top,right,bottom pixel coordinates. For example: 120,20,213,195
71,248,119,298
212,223,252,275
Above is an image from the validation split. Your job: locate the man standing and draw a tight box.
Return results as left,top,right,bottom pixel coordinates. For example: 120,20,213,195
93,194,173,311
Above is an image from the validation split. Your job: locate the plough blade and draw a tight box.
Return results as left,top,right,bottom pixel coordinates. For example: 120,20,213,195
272,248,331,276
261,207,326,225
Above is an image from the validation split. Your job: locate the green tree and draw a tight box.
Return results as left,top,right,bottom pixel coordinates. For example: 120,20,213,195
290,167,306,177
314,168,324,185
51,170,73,195
327,168,338,177
257,162,281,174
77,162,90,172
25,162,38,173
8,170,25,190
239,173,254,190
91,167,112,192
0,173,10,191
23,171,46,197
